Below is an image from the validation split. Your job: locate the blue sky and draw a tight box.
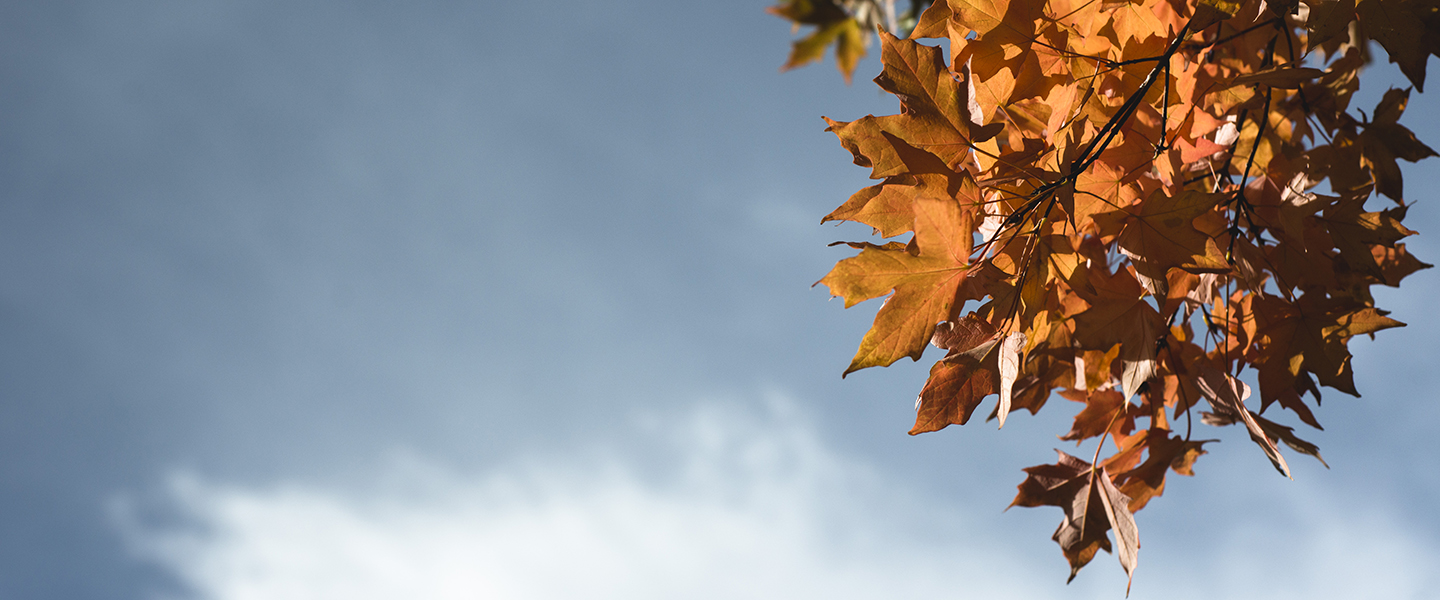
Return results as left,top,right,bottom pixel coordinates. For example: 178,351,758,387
2,2,1437,598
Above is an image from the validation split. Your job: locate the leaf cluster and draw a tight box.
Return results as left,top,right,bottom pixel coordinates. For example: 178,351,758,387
801,0,1435,587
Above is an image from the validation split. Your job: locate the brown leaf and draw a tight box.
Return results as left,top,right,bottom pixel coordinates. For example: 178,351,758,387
1254,293,1405,396
913,316,1001,434
1362,101,1437,200
773,7,868,83
1059,389,1134,442
1011,451,1140,585
1096,464,1140,591
1119,310,1158,402
1315,192,1415,276
853,32,1004,168
1192,0,1242,30
1109,431,1214,511
1253,413,1329,468
823,171,980,238
1373,243,1433,286
1256,358,1324,430
1194,363,1291,478
1357,0,1434,91
1202,404,1330,468
1372,87,1411,126
823,116,940,179
932,312,999,353
1304,0,1357,53
910,0,954,39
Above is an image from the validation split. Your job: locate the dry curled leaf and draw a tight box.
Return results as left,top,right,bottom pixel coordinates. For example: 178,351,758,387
997,331,1027,428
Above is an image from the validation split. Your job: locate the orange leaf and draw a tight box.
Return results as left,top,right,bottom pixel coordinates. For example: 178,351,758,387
823,172,979,238
820,196,980,375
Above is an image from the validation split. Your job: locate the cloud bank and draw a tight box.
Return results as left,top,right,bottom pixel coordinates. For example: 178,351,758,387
113,396,1437,600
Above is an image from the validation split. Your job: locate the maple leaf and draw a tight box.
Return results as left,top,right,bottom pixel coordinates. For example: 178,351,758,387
1195,363,1292,477
1254,293,1404,396
1108,430,1214,511
1071,158,1144,232
1118,307,1159,401
823,171,979,237
1356,0,1439,91
827,32,1004,176
1059,389,1138,442
949,0,1046,79
1304,0,1357,53
1192,0,1243,30
824,115,940,179
1255,361,1325,430
1373,243,1433,286
1070,267,1167,380
1201,408,1330,469
1105,0,1170,45
1360,89,1438,201
912,314,1001,433
910,0,953,39
1012,450,1140,589
821,195,983,375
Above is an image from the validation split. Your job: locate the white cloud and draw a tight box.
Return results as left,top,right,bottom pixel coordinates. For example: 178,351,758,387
113,397,1050,600
1177,495,1440,600
112,395,1439,600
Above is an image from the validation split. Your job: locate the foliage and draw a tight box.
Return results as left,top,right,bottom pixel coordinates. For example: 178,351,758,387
768,0,933,82
774,0,1435,588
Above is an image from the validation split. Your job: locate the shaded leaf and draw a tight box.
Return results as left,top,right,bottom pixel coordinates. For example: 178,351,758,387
1195,363,1291,478
1012,451,1140,584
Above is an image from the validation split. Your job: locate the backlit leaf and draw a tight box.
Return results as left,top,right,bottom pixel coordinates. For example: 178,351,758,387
997,331,1026,428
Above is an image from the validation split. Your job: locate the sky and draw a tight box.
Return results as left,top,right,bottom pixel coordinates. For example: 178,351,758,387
1,2,1437,599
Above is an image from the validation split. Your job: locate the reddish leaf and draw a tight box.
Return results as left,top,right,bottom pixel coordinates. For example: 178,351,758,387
913,316,1002,433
